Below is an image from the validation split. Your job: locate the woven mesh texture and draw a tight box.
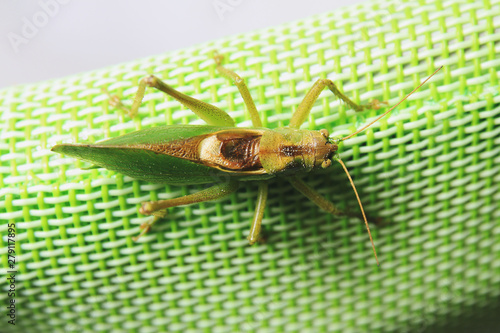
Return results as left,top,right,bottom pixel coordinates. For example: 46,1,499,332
1,0,500,332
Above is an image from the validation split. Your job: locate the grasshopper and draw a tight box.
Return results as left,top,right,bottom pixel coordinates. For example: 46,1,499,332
53,52,441,265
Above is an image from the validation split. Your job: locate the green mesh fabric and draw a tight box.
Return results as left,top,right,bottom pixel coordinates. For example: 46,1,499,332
1,0,500,332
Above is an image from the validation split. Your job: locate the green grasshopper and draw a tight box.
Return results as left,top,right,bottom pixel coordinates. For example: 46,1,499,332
52,53,441,265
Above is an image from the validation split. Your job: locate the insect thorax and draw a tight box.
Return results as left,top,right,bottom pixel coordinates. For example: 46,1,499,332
259,128,338,175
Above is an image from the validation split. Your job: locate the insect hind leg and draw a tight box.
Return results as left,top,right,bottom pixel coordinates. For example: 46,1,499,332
129,75,235,126
101,87,135,118
132,210,167,241
133,180,239,240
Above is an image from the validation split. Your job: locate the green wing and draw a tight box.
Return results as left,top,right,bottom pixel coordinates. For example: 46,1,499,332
52,125,269,185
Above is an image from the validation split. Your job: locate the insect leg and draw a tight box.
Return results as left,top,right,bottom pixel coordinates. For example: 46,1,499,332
213,52,263,127
288,79,383,129
286,174,376,223
287,177,344,216
101,88,136,118
130,75,236,126
247,182,268,245
132,210,167,241
134,180,239,240
288,175,380,265
140,180,239,215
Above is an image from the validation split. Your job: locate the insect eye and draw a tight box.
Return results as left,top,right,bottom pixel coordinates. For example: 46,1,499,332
321,159,332,168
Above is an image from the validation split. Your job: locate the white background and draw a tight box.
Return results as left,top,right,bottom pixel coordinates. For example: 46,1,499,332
0,0,368,89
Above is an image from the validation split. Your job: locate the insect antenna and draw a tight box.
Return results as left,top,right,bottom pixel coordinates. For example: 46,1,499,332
341,66,443,141
336,157,379,266
335,66,442,266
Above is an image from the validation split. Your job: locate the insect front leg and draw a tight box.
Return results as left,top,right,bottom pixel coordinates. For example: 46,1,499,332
134,180,239,240
286,176,378,225
287,177,344,216
129,75,236,126
213,52,263,127
247,182,269,245
288,78,384,129
289,175,380,265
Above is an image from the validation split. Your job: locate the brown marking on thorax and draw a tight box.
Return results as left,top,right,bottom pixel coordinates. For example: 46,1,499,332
279,144,314,157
